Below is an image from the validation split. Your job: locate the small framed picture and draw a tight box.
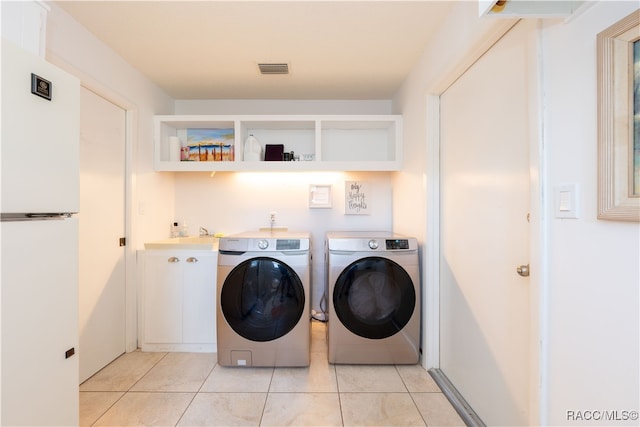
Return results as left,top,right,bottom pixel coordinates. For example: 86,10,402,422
31,73,52,101
309,184,332,208
345,181,370,215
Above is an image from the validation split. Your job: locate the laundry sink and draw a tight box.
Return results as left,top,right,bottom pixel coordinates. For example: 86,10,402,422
144,236,218,250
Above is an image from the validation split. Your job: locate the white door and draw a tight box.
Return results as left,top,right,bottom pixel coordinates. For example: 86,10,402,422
78,87,127,383
439,21,531,425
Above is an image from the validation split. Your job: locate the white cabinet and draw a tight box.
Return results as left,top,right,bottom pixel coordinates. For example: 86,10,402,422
153,114,402,172
140,250,217,352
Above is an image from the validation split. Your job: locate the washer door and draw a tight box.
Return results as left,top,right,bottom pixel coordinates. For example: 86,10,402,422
221,256,305,342
333,256,415,339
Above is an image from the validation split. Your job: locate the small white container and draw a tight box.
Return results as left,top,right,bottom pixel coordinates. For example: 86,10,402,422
179,221,188,237
169,136,181,162
243,134,262,161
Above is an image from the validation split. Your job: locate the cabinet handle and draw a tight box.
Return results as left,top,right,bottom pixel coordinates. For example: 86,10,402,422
186,257,198,263
168,257,180,263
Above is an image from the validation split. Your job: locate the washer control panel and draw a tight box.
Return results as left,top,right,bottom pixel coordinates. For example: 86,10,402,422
256,239,302,250
220,236,309,252
276,239,302,250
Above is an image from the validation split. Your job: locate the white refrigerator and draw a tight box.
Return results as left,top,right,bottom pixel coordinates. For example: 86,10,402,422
1,39,80,426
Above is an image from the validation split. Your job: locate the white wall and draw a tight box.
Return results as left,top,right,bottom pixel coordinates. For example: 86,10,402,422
0,0,48,57
541,2,639,424
174,99,396,313
394,0,639,425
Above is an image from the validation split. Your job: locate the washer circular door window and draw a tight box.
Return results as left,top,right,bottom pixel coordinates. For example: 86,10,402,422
221,257,305,342
333,256,415,340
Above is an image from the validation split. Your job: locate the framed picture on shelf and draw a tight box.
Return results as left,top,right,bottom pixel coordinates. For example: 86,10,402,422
187,128,235,162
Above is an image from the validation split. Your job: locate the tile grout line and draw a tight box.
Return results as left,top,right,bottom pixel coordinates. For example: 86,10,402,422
173,357,219,426
334,363,345,427
258,366,277,426
400,364,428,425
395,364,429,427
86,351,170,426
130,351,170,391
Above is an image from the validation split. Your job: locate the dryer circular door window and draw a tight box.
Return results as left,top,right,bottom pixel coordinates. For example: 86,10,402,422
333,256,415,340
221,257,305,342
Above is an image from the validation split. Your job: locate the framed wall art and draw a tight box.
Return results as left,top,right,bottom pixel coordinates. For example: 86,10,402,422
597,10,640,221
309,184,332,209
345,181,370,215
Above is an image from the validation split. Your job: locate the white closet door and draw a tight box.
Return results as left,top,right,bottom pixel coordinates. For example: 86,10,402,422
439,20,532,426
78,87,127,383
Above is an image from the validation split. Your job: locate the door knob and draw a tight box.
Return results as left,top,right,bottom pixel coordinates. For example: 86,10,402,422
516,264,530,277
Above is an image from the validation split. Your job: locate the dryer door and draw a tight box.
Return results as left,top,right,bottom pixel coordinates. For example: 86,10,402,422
333,256,415,339
221,257,305,342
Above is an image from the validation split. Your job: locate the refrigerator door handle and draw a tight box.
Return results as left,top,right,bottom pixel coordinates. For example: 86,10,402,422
1,213,76,221
26,213,74,219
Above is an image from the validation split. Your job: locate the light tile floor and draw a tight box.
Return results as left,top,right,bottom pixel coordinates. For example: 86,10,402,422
80,321,465,426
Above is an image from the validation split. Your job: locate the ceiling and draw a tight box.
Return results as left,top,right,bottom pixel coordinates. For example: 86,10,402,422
53,1,456,100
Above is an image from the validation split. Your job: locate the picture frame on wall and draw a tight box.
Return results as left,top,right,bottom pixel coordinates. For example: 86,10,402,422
345,181,370,215
309,184,332,209
596,10,640,221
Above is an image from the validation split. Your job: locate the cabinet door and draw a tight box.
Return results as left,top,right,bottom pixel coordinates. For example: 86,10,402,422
182,253,217,343
143,253,183,343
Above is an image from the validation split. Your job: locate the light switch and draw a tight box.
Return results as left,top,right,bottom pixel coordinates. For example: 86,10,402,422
559,190,572,211
555,184,578,219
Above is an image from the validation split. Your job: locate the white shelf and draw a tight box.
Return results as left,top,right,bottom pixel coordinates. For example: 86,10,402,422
153,115,402,172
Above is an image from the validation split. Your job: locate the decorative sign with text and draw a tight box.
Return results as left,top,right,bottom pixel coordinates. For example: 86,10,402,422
345,181,370,215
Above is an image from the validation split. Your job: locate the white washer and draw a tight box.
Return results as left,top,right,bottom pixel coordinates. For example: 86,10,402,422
326,231,420,364
217,231,311,367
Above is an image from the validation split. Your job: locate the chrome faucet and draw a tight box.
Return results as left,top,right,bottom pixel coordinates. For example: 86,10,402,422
199,226,209,237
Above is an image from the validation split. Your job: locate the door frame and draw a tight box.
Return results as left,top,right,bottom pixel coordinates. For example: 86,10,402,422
422,19,546,425
48,54,139,354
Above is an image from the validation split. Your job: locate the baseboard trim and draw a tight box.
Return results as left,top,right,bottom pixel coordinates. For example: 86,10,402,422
428,368,486,427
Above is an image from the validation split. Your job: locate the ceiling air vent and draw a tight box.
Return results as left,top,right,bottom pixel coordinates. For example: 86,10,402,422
258,63,290,75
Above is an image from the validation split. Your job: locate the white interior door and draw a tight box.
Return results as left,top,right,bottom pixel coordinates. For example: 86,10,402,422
439,21,531,425
78,87,126,383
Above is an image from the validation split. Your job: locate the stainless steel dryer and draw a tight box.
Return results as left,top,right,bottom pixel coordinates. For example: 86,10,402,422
326,231,420,364
217,231,311,367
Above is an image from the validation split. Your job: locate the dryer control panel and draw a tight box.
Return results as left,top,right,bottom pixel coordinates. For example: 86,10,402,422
326,233,417,252
386,239,410,250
